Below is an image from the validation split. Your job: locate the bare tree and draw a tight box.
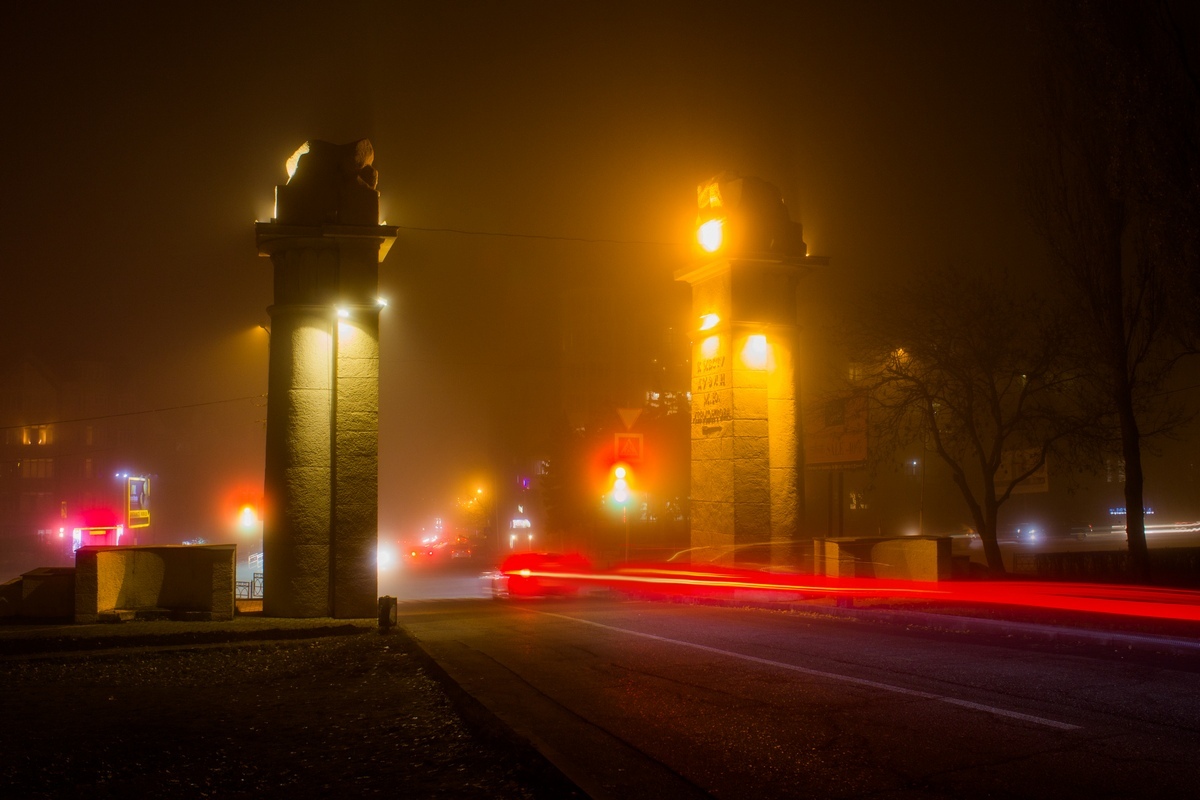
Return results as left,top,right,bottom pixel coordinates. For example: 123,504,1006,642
1027,0,1200,580
848,269,1083,573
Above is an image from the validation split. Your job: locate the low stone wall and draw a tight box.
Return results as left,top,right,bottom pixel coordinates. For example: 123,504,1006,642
75,545,236,623
813,537,951,582
0,567,76,620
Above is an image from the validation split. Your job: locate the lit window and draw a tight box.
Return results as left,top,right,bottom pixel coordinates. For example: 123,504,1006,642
22,425,50,445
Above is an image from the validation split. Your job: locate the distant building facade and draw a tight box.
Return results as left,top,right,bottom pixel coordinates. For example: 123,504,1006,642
0,358,134,572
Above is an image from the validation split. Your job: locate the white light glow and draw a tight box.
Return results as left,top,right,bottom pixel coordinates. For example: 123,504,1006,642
697,218,724,252
742,334,769,369
238,505,258,531
377,543,395,571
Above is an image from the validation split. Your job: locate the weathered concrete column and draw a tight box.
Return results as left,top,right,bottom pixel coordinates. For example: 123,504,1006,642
677,175,825,566
255,140,396,617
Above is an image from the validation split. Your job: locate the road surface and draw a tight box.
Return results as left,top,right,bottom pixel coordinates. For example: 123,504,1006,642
399,596,1200,799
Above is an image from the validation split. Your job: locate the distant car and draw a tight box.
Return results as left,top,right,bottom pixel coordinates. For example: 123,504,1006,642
405,540,448,563
491,552,590,599
1004,524,1062,543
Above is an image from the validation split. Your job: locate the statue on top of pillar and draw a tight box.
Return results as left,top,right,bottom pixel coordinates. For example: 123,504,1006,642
273,139,380,227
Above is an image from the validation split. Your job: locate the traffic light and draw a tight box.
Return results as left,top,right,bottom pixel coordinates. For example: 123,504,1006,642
695,173,807,260
610,465,631,505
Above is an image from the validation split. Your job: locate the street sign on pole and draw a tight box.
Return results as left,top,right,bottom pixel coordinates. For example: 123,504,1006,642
615,432,643,462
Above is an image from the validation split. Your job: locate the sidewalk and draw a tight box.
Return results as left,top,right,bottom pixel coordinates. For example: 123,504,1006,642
0,615,581,798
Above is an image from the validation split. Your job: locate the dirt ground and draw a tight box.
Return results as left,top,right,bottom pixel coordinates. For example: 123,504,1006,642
0,626,581,798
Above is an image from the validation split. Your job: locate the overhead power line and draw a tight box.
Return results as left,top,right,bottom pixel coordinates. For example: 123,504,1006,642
0,395,265,431
395,224,679,248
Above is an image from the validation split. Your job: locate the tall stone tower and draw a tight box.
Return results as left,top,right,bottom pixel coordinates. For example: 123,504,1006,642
255,140,397,617
675,174,825,566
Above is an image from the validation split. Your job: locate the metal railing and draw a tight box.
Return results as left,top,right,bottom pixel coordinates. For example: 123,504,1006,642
235,573,265,600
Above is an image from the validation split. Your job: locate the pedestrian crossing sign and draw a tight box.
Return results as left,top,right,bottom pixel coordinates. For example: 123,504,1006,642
615,433,643,462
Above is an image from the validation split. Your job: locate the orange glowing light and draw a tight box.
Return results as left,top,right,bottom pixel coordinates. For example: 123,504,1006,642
697,218,724,252
742,334,769,369
238,504,258,530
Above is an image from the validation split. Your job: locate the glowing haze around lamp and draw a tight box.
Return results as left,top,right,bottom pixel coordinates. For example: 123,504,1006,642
694,173,807,260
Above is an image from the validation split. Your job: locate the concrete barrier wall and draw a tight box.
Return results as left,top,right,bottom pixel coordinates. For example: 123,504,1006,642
813,537,950,582
75,545,236,623
0,568,76,620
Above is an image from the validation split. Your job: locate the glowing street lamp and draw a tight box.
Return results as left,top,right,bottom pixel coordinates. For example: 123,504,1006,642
237,503,261,533
697,218,724,252
694,173,807,260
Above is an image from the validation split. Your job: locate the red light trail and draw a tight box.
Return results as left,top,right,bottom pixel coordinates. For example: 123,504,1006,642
500,560,1200,623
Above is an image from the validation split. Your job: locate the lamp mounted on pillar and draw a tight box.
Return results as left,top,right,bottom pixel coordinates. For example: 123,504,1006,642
695,173,808,261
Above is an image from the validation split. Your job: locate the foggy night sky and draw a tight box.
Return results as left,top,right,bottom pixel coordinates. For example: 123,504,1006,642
1,1,1047,538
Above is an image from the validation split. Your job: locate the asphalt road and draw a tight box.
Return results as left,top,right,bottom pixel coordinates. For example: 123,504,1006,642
399,596,1200,800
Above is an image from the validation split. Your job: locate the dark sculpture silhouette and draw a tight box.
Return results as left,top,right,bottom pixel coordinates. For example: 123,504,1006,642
274,139,380,227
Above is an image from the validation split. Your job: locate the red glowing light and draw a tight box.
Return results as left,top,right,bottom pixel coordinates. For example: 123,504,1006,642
497,552,592,597
499,559,1200,623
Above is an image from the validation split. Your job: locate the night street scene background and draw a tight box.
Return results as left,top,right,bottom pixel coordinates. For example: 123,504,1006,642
4,0,1200,580
5,1,1200,797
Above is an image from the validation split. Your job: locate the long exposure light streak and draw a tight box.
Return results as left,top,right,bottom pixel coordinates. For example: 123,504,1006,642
499,561,1200,622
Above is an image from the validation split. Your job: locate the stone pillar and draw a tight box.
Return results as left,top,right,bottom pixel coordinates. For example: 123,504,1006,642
677,259,811,565
677,174,826,567
255,140,396,617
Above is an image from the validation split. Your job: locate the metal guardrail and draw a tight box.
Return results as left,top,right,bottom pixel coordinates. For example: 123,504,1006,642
235,573,265,600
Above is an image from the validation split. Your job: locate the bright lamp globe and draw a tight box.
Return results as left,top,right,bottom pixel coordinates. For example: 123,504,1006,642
697,219,724,252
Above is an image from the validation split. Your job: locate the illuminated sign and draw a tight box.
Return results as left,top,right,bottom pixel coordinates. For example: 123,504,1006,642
614,433,643,462
127,476,150,528
71,524,124,552
1109,507,1155,516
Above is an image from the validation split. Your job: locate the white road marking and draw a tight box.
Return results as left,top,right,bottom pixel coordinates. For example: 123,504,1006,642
534,610,1082,731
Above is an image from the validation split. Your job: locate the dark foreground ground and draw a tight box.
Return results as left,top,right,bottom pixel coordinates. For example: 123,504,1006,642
0,621,581,799
4,587,1199,800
